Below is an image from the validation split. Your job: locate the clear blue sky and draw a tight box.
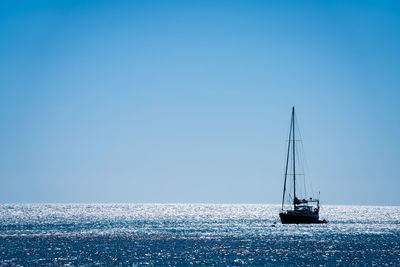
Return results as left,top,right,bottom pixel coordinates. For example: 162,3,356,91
1,0,399,205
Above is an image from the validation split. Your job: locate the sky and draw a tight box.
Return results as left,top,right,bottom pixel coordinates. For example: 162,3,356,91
0,0,399,205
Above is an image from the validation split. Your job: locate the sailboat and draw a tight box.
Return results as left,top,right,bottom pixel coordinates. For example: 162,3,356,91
279,107,327,224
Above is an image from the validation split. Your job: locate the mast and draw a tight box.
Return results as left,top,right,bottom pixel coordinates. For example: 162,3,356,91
281,110,293,210
292,106,296,208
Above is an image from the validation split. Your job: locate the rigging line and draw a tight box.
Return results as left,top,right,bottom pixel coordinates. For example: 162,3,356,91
303,158,307,197
299,137,309,197
293,112,307,199
282,109,293,209
295,139,307,198
294,112,315,198
300,125,310,197
287,169,293,205
279,110,294,210
288,193,293,205
296,130,307,198
302,136,315,198
282,113,292,170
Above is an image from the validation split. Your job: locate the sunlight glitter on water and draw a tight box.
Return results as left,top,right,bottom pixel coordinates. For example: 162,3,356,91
0,204,399,265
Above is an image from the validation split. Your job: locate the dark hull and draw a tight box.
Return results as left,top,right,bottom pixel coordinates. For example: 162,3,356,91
280,212,325,224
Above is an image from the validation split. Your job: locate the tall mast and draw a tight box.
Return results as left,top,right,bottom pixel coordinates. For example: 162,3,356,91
292,106,296,207
281,110,293,210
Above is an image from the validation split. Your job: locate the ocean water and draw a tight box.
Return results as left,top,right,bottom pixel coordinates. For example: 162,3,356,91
0,204,399,265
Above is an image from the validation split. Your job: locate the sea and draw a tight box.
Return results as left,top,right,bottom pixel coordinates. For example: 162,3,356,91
0,204,399,266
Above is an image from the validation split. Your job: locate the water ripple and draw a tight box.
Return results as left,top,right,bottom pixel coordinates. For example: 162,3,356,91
0,204,399,265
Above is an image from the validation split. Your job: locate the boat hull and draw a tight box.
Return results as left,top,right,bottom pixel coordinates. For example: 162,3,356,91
279,212,323,224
